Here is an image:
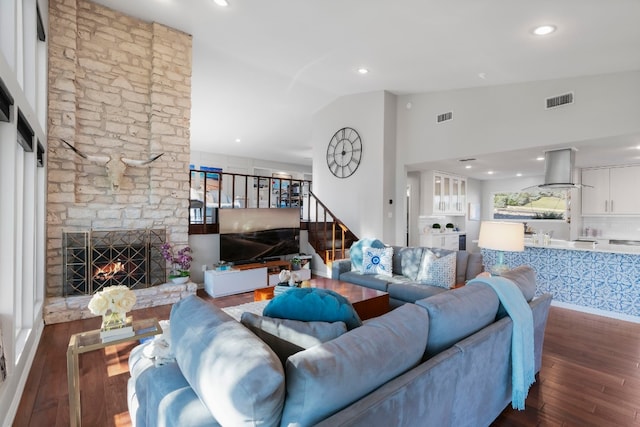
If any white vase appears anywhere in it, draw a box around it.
[101,310,127,331]
[171,276,189,284]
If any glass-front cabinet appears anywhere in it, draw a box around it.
[421,171,467,216]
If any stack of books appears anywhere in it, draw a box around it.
[100,316,134,342]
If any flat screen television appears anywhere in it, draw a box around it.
[219,208,300,264]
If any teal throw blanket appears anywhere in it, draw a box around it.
[468,276,535,410]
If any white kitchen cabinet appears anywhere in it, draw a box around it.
[419,233,460,250]
[582,166,640,215]
[609,166,640,213]
[421,171,467,216]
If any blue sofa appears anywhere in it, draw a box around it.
[332,245,484,308]
[127,266,551,427]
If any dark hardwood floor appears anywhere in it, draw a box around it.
[13,289,640,426]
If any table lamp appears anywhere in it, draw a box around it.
[477,221,524,275]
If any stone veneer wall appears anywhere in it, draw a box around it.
[45,0,193,324]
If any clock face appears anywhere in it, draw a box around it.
[326,127,362,178]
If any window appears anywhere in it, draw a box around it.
[492,190,568,220]
[0,78,12,122]
[17,109,33,152]
[36,140,44,167]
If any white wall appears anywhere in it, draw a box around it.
[406,172,421,246]
[0,0,48,424]
[312,91,392,240]
[396,71,640,168]
[464,177,482,252]
[391,71,640,245]
[382,91,397,243]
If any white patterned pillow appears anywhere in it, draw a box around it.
[362,246,393,277]
[417,250,456,288]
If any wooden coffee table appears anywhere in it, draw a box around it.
[254,277,389,320]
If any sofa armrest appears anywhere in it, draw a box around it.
[331,258,352,279]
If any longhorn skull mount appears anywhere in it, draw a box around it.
[61,139,164,191]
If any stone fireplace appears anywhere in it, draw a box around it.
[45,0,195,324]
[62,229,166,296]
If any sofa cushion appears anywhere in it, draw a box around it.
[417,250,457,288]
[240,312,347,365]
[392,246,424,280]
[349,238,385,271]
[135,363,220,427]
[280,303,430,426]
[171,295,285,427]
[416,283,500,358]
[338,271,390,291]
[500,266,536,301]
[455,250,469,284]
[466,252,484,280]
[387,281,448,303]
[129,341,155,381]
[263,287,362,330]
[495,266,537,319]
[362,246,393,276]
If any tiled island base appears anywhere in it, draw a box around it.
[482,246,640,322]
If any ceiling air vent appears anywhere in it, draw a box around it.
[545,92,574,109]
[436,111,453,123]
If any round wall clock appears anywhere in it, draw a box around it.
[326,127,363,178]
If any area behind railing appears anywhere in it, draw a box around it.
[188,170,357,264]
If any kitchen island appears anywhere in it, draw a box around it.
[481,240,640,322]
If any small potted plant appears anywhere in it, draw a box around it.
[291,256,301,271]
[161,243,193,284]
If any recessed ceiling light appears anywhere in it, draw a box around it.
[465,165,472,169]
[532,25,556,36]
[213,0,229,7]
[357,67,369,75]
[235,138,241,143]
[487,171,494,175]
[536,156,545,161]
[516,173,523,177]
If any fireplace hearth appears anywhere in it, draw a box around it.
[63,229,166,296]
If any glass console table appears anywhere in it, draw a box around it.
[66,317,162,427]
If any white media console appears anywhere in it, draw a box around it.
[204,259,311,297]
[204,267,267,297]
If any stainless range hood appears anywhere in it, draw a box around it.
[537,148,583,189]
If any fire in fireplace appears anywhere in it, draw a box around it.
[62,229,166,296]
[94,261,125,281]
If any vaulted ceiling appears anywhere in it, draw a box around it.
[95,0,640,172]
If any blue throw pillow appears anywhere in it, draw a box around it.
[362,246,393,276]
[417,250,457,288]
[349,238,385,271]
[263,288,362,330]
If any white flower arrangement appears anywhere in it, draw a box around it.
[88,285,137,316]
[278,269,300,286]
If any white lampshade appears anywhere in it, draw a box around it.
[478,221,524,252]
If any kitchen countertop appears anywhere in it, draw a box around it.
[525,238,640,255]
[422,230,466,235]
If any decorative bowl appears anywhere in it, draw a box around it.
[170,276,189,284]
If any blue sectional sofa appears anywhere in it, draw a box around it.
[332,244,484,308]
[127,266,551,427]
